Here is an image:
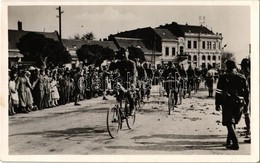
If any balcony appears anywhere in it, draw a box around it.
[177,52,189,56]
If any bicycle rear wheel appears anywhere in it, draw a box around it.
[126,110,136,129]
[107,107,121,138]
[168,92,174,115]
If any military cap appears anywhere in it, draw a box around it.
[225,60,236,70]
[241,58,250,68]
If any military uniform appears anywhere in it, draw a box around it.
[215,71,249,126]
[162,67,180,98]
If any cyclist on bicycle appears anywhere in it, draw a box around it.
[162,62,180,106]
[109,48,137,116]
[194,67,202,94]
[177,63,187,104]
[186,64,196,98]
[143,63,153,100]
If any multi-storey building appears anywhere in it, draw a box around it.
[158,22,223,69]
[109,22,223,69]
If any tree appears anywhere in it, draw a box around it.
[115,47,127,60]
[76,45,115,67]
[70,32,95,40]
[128,46,146,63]
[76,44,96,66]
[81,32,95,40]
[17,32,71,68]
[221,51,236,69]
[73,33,81,40]
[102,47,115,61]
[114,47,146,63]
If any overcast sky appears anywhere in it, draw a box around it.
[8,5,250,63]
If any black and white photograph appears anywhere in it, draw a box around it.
[1,0,259,162]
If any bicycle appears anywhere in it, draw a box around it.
[168,88,176,115]
[166,79,179,115]
[106,98,136,139]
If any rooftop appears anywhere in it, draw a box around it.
[62,39,119,51]
[113,37,161,55]
[8,29,59,49]
[153,28,177,40]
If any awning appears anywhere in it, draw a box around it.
[9,51,24,58]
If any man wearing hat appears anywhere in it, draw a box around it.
[215,60,249,150]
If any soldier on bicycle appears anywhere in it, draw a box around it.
[186,64,195,98]
[162,62,180,106]
[177,63,187,104]
[109,48,137,116]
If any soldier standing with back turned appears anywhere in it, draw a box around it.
[215,60,249,150]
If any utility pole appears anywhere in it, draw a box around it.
[56,6,64,41]
[248,43,251,59]
[198,16,205,69]
[151,31,156,68]
[153,32,156,68]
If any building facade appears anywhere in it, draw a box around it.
[158,22,223,69]
[109,22,223,69]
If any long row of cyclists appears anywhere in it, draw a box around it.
[106,51,217,118]
[106,51,217,137]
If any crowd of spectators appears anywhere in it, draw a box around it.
[8,64,119,115]
[8,62,217,116]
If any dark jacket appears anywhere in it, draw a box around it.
[215,71,249,107]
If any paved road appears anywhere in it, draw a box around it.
[9,86,250,155]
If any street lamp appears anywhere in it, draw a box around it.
[221,44,227,69]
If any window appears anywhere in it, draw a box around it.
[218,56,221,60]
[207,41,210,49]
[188,55,191,61]
[202,41,206,49]
[193,55,197,61]
[172,47,176,56]
[209,42,212,49]
[193,41,197,49]
[165,47,169,56]
[213,42,216,49]
[208,55,211,61]
[202,55,206,61]
[188,41,192,49]
[213,55,216,60]
[180,46,184,54]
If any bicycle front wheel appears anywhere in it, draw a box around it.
[126,112,136,129]
[107,107,121,138]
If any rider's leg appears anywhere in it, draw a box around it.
[174,91,178,106]
[179,88,183,104]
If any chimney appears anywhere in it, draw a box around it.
[18,21,22,30]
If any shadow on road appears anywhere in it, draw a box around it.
[132,134,225,140]
[9,107,110,126]
[106,134,227,152]
[9,126,108,140]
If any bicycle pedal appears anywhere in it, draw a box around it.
[111,119,118,123]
